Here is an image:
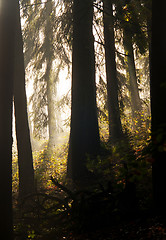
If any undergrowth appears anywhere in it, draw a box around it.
[12,121,153,239]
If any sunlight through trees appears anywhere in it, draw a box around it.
[2,1,164,239]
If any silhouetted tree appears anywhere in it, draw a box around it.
[13,0,35,199]
[0,0,16,238]
[116,1,148,127]
[103,0,123,143]
[67,0,100,180]
[151,1,166,214]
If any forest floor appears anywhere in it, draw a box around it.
[13,132,165,240]
[61,215,166,240]
[13,171,166,240]
[13,196,166,240]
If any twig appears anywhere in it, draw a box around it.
[51,176,75,199]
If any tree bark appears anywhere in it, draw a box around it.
[13,0,35,199]
[103,0,123,143]
[0,0,16,238]
[151,2,166,214]
[67,0,100,180]
[123,30,142,121]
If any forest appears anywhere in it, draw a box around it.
[0,0,166,239]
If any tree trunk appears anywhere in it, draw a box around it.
[0,0,16,238]
[103,0,123,143]
[123,30,142,122]
[47,64,61,150]
[47,68,59,150]
[13,0,35,199]
[67,0,100,180]
[46,1,58,150]
[151,2,166,214]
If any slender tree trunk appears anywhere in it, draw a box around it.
[46,1,58,150]
[147,6,152,89]
[46,65,56,149]
[47,68,60,150]
[103,0,123,143]
[123,30,142,121]
[151,2,166,214]
[67,0,100,180]
[0,0,16,238]
[13,0,35,199]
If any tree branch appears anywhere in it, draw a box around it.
[21,0,53,9]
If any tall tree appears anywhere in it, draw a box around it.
[103,0,123,143]
[67,0,100,180]
[117,1,147,125]
[0,0,16,237]
[22,0,71,142]
[13,0,35,199]
[45,1,58,149]
[123,30,142,118]
[151,1,166,214]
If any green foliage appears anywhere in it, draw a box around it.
[33,143,68,190]
[12,142,68,194]
[14,176,115,237]
[12,1,152,238]
[117,1,148,55]
[12,147,19,194]
[13,122,153,237]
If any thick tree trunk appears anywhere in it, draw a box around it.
[151,2,166,214]
[13,0,35,199]
[103,0,123,143]
[123,31,142,122]
[0,0,16,238]
[67,0,100,180]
